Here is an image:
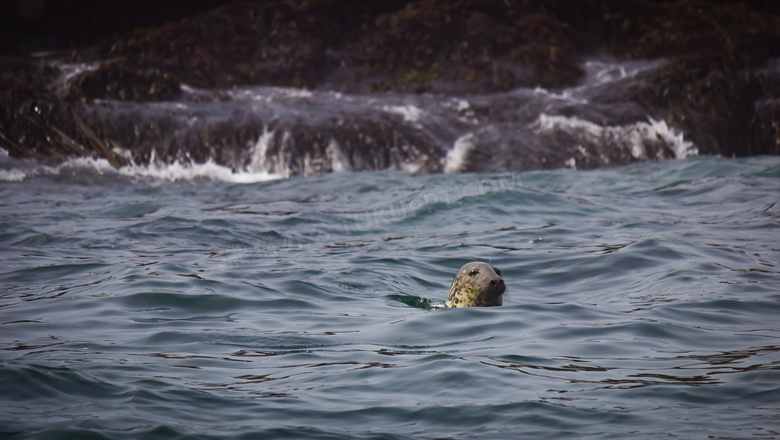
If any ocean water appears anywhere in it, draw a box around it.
[1,155,779,439]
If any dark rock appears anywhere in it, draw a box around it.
[457,126,570,173]
[74,63,181,102]
[2,0,780,170]
[58,87,447,176]
[0,0,233,56]
[337,0,582,93]
[752,101,780,156]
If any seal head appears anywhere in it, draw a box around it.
[446,262,506,307]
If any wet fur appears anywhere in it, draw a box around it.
[446,262,506,307]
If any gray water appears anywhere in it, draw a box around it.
[1,155,779,439]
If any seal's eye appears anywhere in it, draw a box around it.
[469,270,479,277]
[493,267,501,276]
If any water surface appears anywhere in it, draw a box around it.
[1,156,779,439]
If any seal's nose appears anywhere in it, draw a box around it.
[490,278,504,286]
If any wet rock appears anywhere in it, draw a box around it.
[74,63,181,102]
[71,93,445,176]
[627,55,762,157]
[459,115,684,174]
[0,0,233,56]
[752,101,780,156]
[60,0,584,97]
[2,0,780,170]
[336,0,582,94]
[256,118,443,176]
[588,0,780,157]
[455,126,569,173]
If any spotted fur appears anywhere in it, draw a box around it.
[446,262,506,307]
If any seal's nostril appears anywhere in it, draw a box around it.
[499,279,504,285]
[490,280,496,285]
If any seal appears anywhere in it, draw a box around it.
[445,262,506,307]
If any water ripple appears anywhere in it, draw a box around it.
[1,157,779,439]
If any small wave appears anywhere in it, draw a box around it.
[53,61,103,98]
[0,154,282,183]
[579,59,665,88]
[382,104,425,123]
[532,114,698,162]
[0,169,26,182]
[444,133,476,173]
[118,160,281,183]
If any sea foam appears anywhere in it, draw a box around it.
[0,151,281,184]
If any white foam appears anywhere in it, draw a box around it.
[273,88,314,99]
[0,156,282,184]
[533,114,602,136]
[382,105,425,123]
[64,156,117,172]
[247,129,274,173]
[54,62,102,97]
[0,169,26,182]
[528,60,664,105]
[228,86,314,102]
[327,139,350,172]
[444,133,476,173]
[455,99,470,112]
[531,114,697,160]
[532,87,588,105]
[1,156,112,182]
[118,159,281,183]
[580,60,663,88]
[647,118,698,159]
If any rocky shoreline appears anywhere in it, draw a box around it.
[1,0,779,172]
